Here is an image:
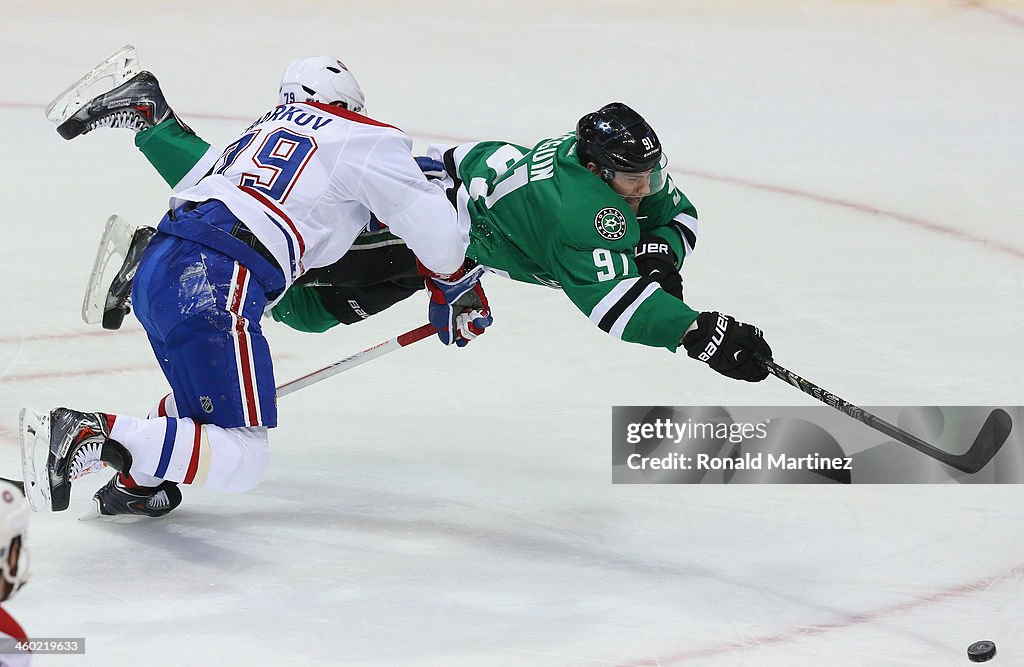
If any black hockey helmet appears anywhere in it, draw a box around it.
[576,102,662,182]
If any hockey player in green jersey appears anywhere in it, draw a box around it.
[56,56,772,383]
[425,103,771,381]
[441,109,696,353]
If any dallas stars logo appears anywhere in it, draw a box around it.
[594,207,627,241]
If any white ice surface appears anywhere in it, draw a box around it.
[1,1,1023,665]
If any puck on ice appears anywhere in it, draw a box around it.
[968,640,996,662]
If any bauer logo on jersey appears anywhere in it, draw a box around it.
[595,208,628,241]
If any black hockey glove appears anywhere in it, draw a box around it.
[635,233,683,301]
[682,311,772,382]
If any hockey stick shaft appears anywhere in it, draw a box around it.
[756,355,1011,474]
[276,324,437,398]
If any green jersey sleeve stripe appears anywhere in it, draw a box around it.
[591,276,660,338]
[673,213,699,256]
[608,281,661,339]
[590,278,640,327]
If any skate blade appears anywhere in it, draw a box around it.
[18,408,52,512]
[79,502,102,521]
[82,215,137,326]
[79,509,148,523]
[79,499,150,523]
[45,45,140,124]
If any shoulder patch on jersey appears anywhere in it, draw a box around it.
[594,207,628,241]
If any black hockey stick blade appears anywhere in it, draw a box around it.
[952,408,1013,474]
[756,355,1013,474]
[862,406,1012,474]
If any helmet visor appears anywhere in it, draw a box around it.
[608,154,668,199]
[647,153,668,193]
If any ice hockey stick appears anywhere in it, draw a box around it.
[756,355,1012,474]
[275,323,437,398]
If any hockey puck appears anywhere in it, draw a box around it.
[968,640,996,662]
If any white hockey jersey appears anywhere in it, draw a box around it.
[169,103,468,289]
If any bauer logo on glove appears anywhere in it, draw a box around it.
[634,232,684,302]
[682,311,772,382]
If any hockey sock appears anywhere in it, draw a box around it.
[109,394,183,488]
[135,118,220,191]
[108,415,269,493]
[148,393,178,419]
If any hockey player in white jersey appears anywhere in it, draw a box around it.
[20,59,493,518]
[58,48,430,335]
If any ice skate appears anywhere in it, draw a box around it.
[45,45,140,125]
[82,475,181,520]
[103,224,155,329]
[19,408,52,512]
[19,407,131,512]
[55,70,174,139]
[82,216,156,328]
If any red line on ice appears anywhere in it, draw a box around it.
[670,167,1024,261]
[2,364,146,385]
[0,327,142,346]
[617,561,1024,665]
[0,425,19,446]
[16,100,1022,262]
[961,0,1024,29]
[9,99,1024,261]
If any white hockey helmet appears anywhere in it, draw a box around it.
[279,56,366,113]
[0,480,29,602]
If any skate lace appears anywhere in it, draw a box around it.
[86,109,150,132]
[69,440,105,480]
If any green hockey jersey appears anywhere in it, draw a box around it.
[450,135,700,351]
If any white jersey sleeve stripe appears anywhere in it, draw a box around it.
[589,278,641,326]
[172,143,222,192]
[589,277,662,340]
[673,213,699,256]
[609,281,661,339]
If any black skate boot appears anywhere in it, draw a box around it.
[103,225,156,330]
[57,71,175,140]
[45,408,132,512]
[91,475,181,518]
